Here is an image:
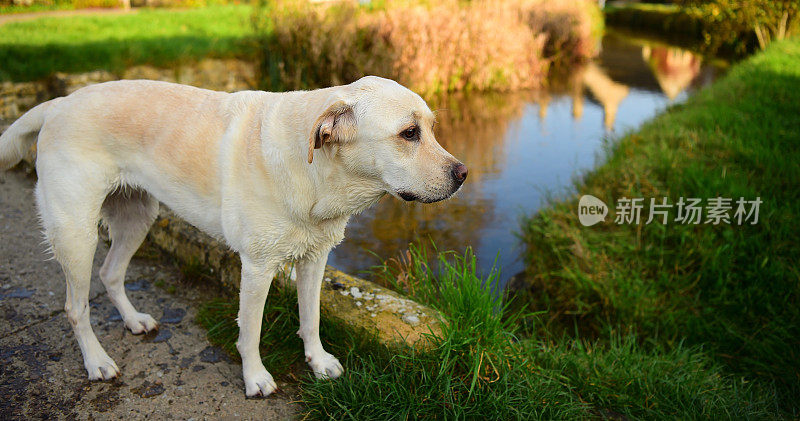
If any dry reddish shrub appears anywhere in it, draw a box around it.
[380,1,548,93]
[260,0,600,95]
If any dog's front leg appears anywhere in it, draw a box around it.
[236,255,278,397]
[296,251,344,379]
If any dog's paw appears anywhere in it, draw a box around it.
[243,368,277,397]
[307,352,343,379]
[125,312,158,334]
[85,352,120,381]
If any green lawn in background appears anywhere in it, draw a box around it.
[0,5,255,81]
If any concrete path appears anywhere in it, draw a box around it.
[0,168,300,419]
[0,8,137,25]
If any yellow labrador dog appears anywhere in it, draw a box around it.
[0,76,467,397]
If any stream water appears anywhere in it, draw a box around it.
[328,31,727,287]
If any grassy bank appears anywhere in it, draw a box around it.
[519,39,800,414]
[0,5,253,81]
[198,245,777,418]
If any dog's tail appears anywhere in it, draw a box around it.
[0,98,62,170]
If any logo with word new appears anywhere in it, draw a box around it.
[578,195,608,226]
[577,195,762,227]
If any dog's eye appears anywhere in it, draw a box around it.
[400,126,419,141]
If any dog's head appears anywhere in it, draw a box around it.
[308,76,467,203]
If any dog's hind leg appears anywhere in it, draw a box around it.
[35,161,119,380]
[99,188,159,334]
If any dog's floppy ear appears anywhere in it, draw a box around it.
[308,100,356,164]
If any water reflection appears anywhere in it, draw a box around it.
[329,32,725,286]
[642,45,702,100]
[581,63,630,130]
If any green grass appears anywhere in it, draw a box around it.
[0,4,255,81]
[196,245,776,419]
[519,39,800,415]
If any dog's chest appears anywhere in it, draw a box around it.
[245,215,348,263]
[290,218,346,257]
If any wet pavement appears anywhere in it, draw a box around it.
[0,168,300,419]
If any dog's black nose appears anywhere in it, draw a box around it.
[451,163,468,184]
